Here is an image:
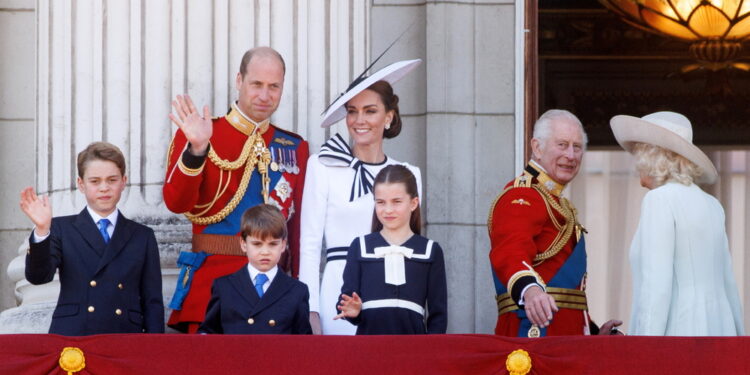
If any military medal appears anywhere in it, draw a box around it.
[291,151,299,174]
[281,149,289,172]
[283,149,292,173]
[527,325,541,338]
[277,149,286,173]
[269,147,279,172]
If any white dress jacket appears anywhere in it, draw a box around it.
[298,148,422,335]
[629,182,745,336]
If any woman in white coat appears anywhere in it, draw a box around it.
[610,111,744,336]
[299,60,422,335]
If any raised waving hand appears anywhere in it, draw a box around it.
[169,94,213,155]
[19,187,52,236]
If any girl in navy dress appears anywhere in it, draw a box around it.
[335,165,447,334]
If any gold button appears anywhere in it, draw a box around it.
[247,318,255,325]
[115,309,122,315]
[268,319,276,327]
[89,280,97,287]
[118,283,123,290]
[88,306,95,313]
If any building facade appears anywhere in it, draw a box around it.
[0,0,522,334]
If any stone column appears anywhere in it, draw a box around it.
[423,0,518,334]
[0,0,37,314]
[0,0,369,333]
[371,0,520,334]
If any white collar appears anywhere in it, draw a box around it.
[87,206,119,228]
[246,264,278,285]
[529,159,546,173]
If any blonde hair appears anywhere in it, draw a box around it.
[632,143,702,187]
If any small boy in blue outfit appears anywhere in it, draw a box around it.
[199,204,312,334]
[21,142,164,335]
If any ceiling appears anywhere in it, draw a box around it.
[539,0,750,147]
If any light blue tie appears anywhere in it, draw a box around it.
[98,219,111,244]
[255,273,268,298]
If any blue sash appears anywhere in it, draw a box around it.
[203,128,298,235]
[169,251,208,310]
[491,235,587,337]
[170,128,300,308]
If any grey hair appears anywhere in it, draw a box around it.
[532,109,588,150]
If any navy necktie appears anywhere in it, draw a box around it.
[255,273,268,298]
[98,219,111,244]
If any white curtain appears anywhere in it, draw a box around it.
[567,150,748,333]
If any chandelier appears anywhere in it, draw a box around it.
[598,0,750,71]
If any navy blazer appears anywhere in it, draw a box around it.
[341,233,448,335]
[199,266,312,334]
[25,208,164,335]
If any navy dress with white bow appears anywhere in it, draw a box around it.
[340,232,447,335]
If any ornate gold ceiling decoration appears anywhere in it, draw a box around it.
[599,0,750,71]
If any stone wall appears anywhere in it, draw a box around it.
[373,0,519,333]
[0,0,37,312]
[0,0,522,334]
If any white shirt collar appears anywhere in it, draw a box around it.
[246,264,278,287]
[87,206,119,228]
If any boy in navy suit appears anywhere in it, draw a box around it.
[199,204,312,334]
[20,142,164,335]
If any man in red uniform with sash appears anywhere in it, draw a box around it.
[164,47,308,333]
[488,110,620,337]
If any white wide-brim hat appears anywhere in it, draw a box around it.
[610,111,717,184]
[320,59,422,128]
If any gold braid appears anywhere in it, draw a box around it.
[207,135,253,170]
[486,175,581,266]
[486,186,513,236]
[184,132,268,225]
[530,185,577,265]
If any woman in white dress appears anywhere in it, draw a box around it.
[610,111,744,336]
[299,60,423,334]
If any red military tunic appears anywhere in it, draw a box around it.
[164,103,308,332]
[488,161,588,337]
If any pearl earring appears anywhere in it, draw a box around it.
[385,122,391,130]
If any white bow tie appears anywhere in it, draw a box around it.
[373,245,414,286]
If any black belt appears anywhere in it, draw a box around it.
[326,247,349,261]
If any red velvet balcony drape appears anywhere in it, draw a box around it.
[0,334,747,374]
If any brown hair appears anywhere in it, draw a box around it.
[77,142,126,178]
[239,46,286,76]
[366,80,402,139]
[371,165,421,235]
[241,204,288,240]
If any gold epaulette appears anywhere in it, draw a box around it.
[487,172,534,235]
[513,173,533,188]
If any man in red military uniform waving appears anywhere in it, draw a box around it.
[164,47,308,333]
[488,109,620,337]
